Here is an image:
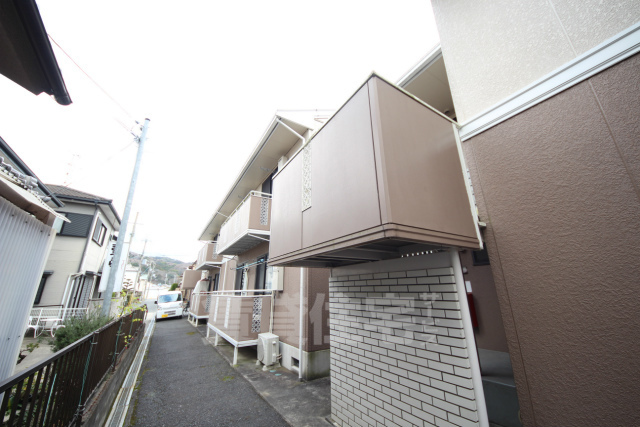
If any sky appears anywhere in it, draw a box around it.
[0,0,440,262]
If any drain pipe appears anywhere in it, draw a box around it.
[298,267,305,380]
[277,117,308,381]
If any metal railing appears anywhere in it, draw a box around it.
[0,309,146,427]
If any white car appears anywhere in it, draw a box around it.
[155,291,184,320]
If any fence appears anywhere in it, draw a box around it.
[0,309,146,427]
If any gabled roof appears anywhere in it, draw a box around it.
[47,184,121,228]
[198,110,332,241]
[47,184,111,202]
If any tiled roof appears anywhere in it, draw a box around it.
[46,184,112,202]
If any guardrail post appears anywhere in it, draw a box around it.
[112,317,124,372]
[74,332,98,426]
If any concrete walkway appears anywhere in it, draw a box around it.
[124,317,290,427]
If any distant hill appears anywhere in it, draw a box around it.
[128,252,192,284]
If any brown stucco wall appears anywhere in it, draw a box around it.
[237,242,330,352]
[304,267,330,352]
[219,258,237,291]
[273,265,301,348]
[462,54,640,427]
[458,250,509,353]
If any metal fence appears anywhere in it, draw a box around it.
[0,309,146,427]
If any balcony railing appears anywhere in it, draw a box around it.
[269,74,482,267]
[206,290,273,365]
[27,307,89,337]
[194,242,223,270]
[217,191,272,255]
[187,291,213,321]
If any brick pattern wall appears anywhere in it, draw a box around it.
[329,267,480,427]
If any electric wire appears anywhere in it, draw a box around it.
[48,35,139,133]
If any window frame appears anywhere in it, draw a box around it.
[92,219,107,246]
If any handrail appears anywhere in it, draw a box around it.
[219,191,272,229]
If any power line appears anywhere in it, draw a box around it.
[48,35,138,126]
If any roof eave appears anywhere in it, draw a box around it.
[198,115,312,241]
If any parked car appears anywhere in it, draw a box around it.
[155,291,184,320]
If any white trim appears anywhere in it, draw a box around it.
[206,323,258,347]
[397,45,442,88]
[459,21,640,141]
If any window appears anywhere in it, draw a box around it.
[213,273,220,291]
[261,172,274,194]
[255,255,267,291]
[59,213,93,237]
[158,293,182,303]
[92,218,107,246]
[234,264,245,291]
[472,247,490,266]
[34,271,53,304]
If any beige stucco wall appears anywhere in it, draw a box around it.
[430,0,640,122]
[39,237,85,306]
[38,202,119,307]
[461,54,640,427]
[82,206,116,273]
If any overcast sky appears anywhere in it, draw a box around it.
[0,0,439,262]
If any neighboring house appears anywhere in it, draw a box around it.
[0,0,71,382]
[197,110,334,380]
[36,185,121,311]
[268,3,640,427]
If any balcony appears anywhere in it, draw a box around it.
[217,191,272,255]
[187,291,213,322]
[180,270,201,290]
[194,242,223,270]
[269,74,482,267]
[206,290,273,365]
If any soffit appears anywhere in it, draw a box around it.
[402,56,456,117]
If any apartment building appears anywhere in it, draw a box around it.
[198,111,334,380]
[37,185,121,311]
[269,2,640,427]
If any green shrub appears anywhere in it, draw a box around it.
[51,313,112,352]
[169,283,179,291]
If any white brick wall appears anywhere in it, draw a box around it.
[329,264,480,427]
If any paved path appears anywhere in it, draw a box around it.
[125,317,289,427]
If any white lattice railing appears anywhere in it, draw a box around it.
[27,306,89,337]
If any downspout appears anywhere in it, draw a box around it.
[299,267,305,380]
[277,117,308,381]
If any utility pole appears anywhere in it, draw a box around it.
[101,119,150,317]
[137,238,147,297]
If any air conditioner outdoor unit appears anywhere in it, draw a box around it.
[257,332,279,369]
